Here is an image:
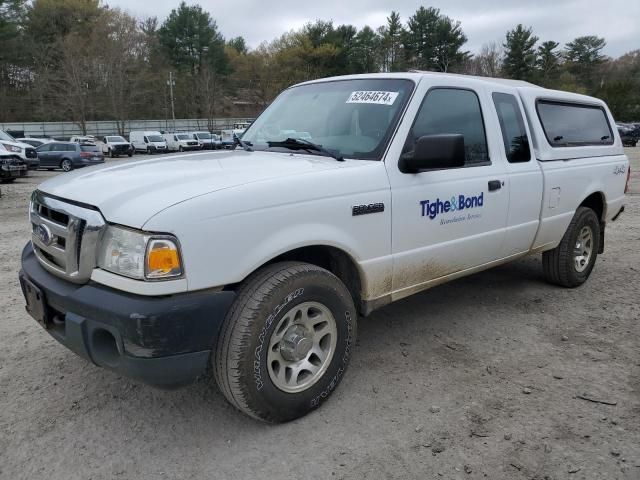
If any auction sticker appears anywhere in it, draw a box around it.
[346,91,399,105]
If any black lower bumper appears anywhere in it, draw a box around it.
[19,243,235,389]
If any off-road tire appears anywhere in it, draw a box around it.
[214,261,357,423]
[542,206,600,287]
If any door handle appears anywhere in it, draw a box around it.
[488,180,502,191]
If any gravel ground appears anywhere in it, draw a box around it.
[0,150,639,480]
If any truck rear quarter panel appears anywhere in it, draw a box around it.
[517,87,629,250]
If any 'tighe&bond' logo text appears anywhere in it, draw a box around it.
[420,193,484,220]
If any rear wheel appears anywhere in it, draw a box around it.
[60,159,73,172]
[214,262,357,422]
[542,207,600,287]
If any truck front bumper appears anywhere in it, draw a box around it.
[19,243,235,389]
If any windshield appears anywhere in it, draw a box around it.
[196,133,212,140]
[148,135,164,142]
[176,134,190,140]
[106,136,126,142]
[0,131,16,142]
[242,79,414,160]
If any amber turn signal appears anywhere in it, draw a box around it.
[146,239,182,278]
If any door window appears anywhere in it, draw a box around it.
[492,93,531,163]
[403,88,489,167]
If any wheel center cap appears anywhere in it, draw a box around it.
[280,325,313,362]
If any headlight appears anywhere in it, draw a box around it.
[97,225,183,280]
[1,143,21,153]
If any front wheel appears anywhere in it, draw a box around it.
[542,207,600,287]
[214,262,357,422]
[60,159,73,172]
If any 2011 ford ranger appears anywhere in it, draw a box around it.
[19,72,630,422]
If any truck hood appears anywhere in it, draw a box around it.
[37,151,350,228]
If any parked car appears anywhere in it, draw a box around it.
[0,130,39,169]
[0,153,27,183]
[19,73,629,423]
[36,142,104,171]
[617,124,638,147]
[187,131,221,149]
[16,138,54,149]
[163,132,201,152]
[129,131,168,154]
[100,135,134,157]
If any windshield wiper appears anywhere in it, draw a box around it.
[233,133,253,152]
[267,137,344,162]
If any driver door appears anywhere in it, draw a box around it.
[386,84,509,299]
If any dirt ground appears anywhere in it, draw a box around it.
[0,150,638,480]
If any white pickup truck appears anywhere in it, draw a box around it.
[19,73,629,422]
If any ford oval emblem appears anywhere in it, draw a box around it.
[37,224,53,246]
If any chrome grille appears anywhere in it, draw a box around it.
[30,191,105,283]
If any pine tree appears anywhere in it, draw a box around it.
[502,24,538,81]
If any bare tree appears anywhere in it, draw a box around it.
[196,63,222,130]
[55,33,96,133]
[476,42,504,77]
[93,9,145,134]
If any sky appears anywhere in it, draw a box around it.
[108,0,640,58]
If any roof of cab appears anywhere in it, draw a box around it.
[295,71,539,89]
[296,71,604,105]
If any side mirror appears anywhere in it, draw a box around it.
[399,134,466,173]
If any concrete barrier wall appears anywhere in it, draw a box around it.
[0,118,254,138]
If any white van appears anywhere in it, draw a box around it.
[163,133,201,152]
[129,131,168,154]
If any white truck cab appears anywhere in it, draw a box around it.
[19,73,629,423]
[163,132,201,152]
[221,128,246,148]
[70,135,97,143]
[101,135,133,158]
[187,131,220,150]
[129,130,168,154]
[0,130,39,169]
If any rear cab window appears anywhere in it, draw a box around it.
[536,100,614,147]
